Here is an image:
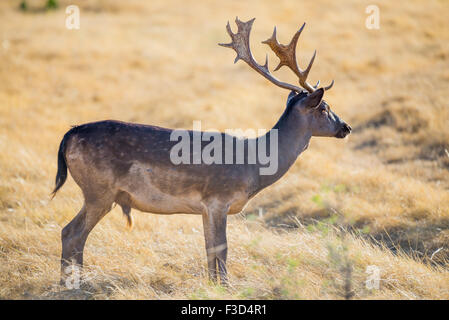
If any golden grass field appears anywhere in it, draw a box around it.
[0,0,448,299]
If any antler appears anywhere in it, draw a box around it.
[219,18,303,93]
[219,17,334,93]
[262,23,333,92]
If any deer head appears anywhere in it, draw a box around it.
[219,17,351,139]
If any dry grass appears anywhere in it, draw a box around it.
[0,0,448,299]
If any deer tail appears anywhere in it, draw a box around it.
[51,130,71,199]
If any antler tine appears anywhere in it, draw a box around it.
[219,17,303,93]
[262,22,334,93]
[324,79,334,90]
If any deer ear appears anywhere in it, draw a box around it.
[286,90,308,109]
[303,88,324,108]
[286,90,299,108]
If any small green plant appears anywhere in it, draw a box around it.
[245,213,258,221]
[311,194,324,207]
[45,0,58,10]
[19,0,59,11]
[189,287,209,299]
[326,239,355,299]
[19,1,27,11]
[238,287,255,298]
[360,225,371,234]
[213,284,227,295]
[287,258,299,272]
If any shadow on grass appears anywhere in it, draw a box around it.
[39,274,176,300]
[252,207,449,267]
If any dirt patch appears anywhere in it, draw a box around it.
[419,143,449,169]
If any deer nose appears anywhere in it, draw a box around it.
[342,123,352,133]
[336,123,351,139]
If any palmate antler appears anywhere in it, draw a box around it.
[219,17,334,93]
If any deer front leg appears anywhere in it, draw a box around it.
[202,203,229,286]
[215,213,228,285]
[202,211,217,283]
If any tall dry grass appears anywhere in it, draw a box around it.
[0,0,448,299]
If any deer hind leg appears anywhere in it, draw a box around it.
[60,195,114,286]
[202,203,229,286]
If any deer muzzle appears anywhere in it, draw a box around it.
[336,123,352,139]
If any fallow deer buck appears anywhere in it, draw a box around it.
[52,18,351,286]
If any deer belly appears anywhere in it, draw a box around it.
[117,162,205,214]
[127,186,204,214]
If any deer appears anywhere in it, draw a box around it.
[52,17,351,287]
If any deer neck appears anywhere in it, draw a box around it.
[254,106,311,192]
